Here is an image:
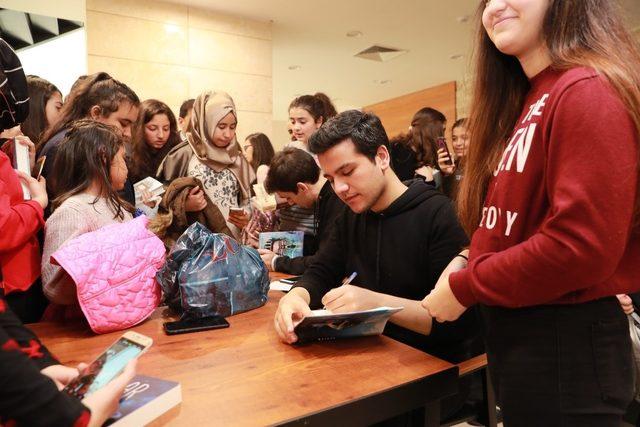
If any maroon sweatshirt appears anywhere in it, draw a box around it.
[450,66,640,308]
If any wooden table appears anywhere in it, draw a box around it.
[30,279,458,426]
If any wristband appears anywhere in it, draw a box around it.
[456,253,468,261]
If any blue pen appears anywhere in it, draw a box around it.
[341,272,357,287]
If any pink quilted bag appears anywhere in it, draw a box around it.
[51,215,166,334]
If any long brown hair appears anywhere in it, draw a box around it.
[457,0,640,235]
[51,119,134,219]
[22,75,61,145]
[390,107,446,168]
[38,72,140,153]
[245,132,275,171]
[129,99,180,182]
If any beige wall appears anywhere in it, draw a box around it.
[85,0,273,143]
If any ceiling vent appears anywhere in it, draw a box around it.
[0,8,84,51]
[354,45,408,62]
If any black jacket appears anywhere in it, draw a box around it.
[295,179,479,362]
[274,181,348,274]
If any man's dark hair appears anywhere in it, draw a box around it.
[308,110,389,162]
[179,98,195,118]
[264,148,320,194]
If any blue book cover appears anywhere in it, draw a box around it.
[104,375,181,426]
[259,231,304,258]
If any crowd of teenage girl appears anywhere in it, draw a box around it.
[3,70,472,324]
[2,0,640,425]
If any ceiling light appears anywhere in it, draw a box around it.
[449,54,464,60]
[346,30,363,38]
[373,79,392,85]
[456,15,470,23]
[288,65,301,70]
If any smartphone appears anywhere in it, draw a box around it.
[63,331,152,399]
[436,137,453,166]
[280,275,303,284]
[229,207,245,215]
[34,155,46,180]
[164,315,230,335]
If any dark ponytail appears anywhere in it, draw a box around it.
[289,92,337,124]
[39,72,140,152]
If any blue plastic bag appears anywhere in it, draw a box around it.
[157,222,269,318]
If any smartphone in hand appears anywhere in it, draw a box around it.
[63,331,152,399]
[436,137,453,166]
[34,155,46,180]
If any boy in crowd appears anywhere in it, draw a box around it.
[274,110,478,365]
[259,147,347,274]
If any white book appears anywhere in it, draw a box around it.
[12,140,30,200]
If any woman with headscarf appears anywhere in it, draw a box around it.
[157,91,255,239]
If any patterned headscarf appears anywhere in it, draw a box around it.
[186,91,254,204]
[0,39,28,131]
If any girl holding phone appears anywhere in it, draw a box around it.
[422,0,640,425]
[157,91,255,239]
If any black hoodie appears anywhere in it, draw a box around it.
[295,179,479,362]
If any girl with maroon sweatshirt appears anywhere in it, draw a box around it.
[422,1,640,425]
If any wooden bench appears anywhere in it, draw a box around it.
[441,353,498,427]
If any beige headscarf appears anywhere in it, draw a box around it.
[186,91,255,204]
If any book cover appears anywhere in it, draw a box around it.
[294,307,403,344]
[12,139,31,200]
[104,375,181,426]
[259,231,304,258]
[134,177,165,202]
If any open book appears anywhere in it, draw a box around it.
[294,306,403,344]
[105,375,181,426]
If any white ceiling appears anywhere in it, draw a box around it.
[169,0,640,121]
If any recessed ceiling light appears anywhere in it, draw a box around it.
[346,30,363,38]
[288,65,301,70]
[373,79,392,85]
[449,54,464,60]
[456,15,470,23]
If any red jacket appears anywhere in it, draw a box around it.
[0,150,44,294]
[451,67,640,308]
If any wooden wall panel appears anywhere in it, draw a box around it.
[364,81,457,139]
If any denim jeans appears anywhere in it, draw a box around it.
[481,297,634,427]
